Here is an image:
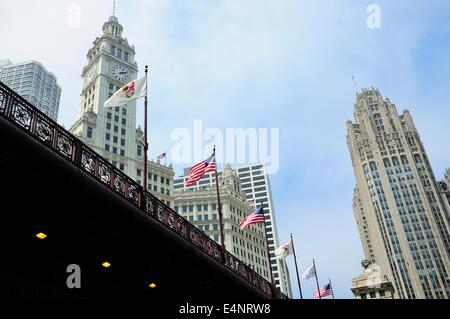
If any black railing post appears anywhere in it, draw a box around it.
[74,140,83,167]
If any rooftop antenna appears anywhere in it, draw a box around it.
[352,73,359,95]
[113,0,116,17]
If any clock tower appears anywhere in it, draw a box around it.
[70,13,140,177]
[70,10,176,209]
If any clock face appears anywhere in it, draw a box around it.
[87,66,96,81]
[111,64,128,82]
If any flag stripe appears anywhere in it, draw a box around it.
[239,206,265,229]
[185,155,216,186]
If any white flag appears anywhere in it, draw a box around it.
[301,264,316,280]
[275,240,293,260]
[104,76,146,108]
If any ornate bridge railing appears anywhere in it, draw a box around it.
[0,81,288,299]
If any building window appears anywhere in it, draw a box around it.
[213,224,218,231]
[137,169,141,176]
[153,185,157,192]
[121,118,126,125]
[119,163,124,171]
[121,128,126,135]
[106,123,111,130]
[124,52,129,61]
[105,133,110,140]
[214,235,219,242]
[153,175,157,182]
[204,215,209,221]
[112,147,117,154]
[117,48,122,58]
[120,139,125,146]
[114,115,119,122]
[189,205,194,212]
[113,136,118,143]
[122,108,127,115]
[107,112,112,119]
[114,126,119,133]
[369,291,376,298]
[198,215,203,221]
[115,106,120,112]
[197,205,202,211]
[105,144,110,151]
[87,127,93,138]
[182,206,187,213]
[137,145,142,156]
[379,290,385,297]
[120,150,125,156]
[360,293,367,299]
[189,216,194,222]
[111,45,116,55]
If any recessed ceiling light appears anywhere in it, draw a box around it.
[35,232,47,240]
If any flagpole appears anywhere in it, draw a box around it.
[213,146,225,259]
[313,259,321,300]
[290,233,303,299]
[263,212,275,285]
[329,278,335,299]
[143,65,149,193]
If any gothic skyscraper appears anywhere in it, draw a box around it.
[347,88,450,299]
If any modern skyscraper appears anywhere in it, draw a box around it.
[347,87,450,299]
[174,165,270,280]
[69,13,174,206]
[173,163,292,297]
[0,59,61,121]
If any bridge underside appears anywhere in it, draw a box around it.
[0,115,268,300]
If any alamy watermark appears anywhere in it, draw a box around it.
[367,4,381,29]
[170,120,280,174]
[66,4,81,29]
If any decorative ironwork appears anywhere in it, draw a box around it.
[113,173,125,195]
[11,100,32,129]
[0,88,7,114]
[128,183,140,205]
[35,116,54,145]
[81,147,96,174]
[0,81,287,299]
[98,161,111,185]
[56,131,75,160]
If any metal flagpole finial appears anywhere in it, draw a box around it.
[113,0,116,17]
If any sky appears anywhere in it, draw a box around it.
[1,0,450,299]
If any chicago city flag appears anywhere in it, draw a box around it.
[104,75,146,108]
[301,264,316,280]
[275,239,293,260]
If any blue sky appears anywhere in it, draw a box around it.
[1,0,450,298]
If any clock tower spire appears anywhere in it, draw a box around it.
[70,11,139,178]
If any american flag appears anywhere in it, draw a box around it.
[157,152,166,160]
[313,283,333,298]
[240,206,265,230]
[185,154,216,186]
